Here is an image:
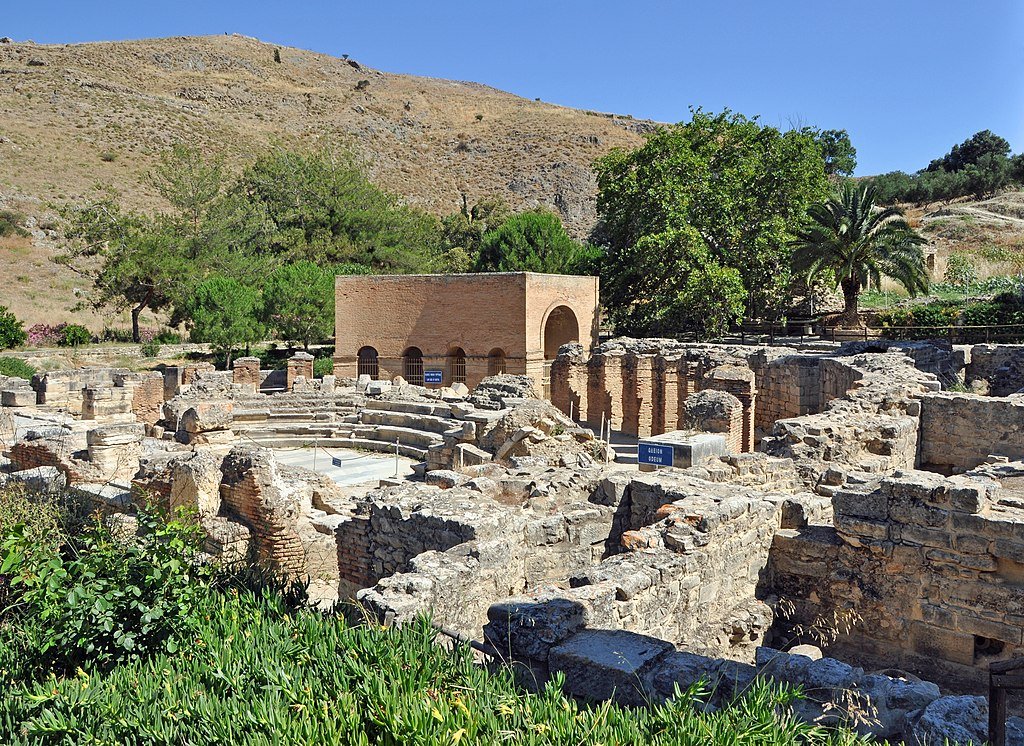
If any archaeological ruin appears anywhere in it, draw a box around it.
[4,324,1024,741]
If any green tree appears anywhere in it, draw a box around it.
[260,261,334,349]
[475,209,590,274]
[0,306,27,349]
[186,276,263,366]
[928,130,1012,173]
[811,128,857,177]
[792,183,929,323]
[59,147,270,341]
[594,109,829,328]
[943,251,978,291]
[235,146,442,271]
[439,195,510,271]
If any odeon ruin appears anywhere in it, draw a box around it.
[3,272,1024,741]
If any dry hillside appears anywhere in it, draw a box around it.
[0,34,652,326]
[910,191,1024,281]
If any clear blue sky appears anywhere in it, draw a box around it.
[6,1,1022,175]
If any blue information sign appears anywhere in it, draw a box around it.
[637,441,674,467]
[424,369,444,384]
[331,457,343,467]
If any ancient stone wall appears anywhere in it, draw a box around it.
[768,468,1024,690]
[919,392,1024,472]
[755,356,821,431]
[965,344,1024,396]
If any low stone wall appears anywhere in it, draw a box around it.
[920,392,1024,472]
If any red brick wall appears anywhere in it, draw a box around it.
[334,272,599,390]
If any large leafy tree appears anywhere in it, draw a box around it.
[235,147,442,271]
[475,209,592,274]
[792,183,928,323]
[594,109,829,332]
[260,261,334,350]
[59,147,271,341]
[187,276,264,366]
[438,195,510,272]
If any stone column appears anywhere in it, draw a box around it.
[233,356,262,393]
[286,352,315,391]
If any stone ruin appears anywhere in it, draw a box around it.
[3,341,1024,742]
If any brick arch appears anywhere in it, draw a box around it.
[542,304,580,361]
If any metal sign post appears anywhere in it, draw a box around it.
[394,437,400,477]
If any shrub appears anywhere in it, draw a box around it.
[313,356,334,378]
[140,341,160,358]
[57,323,92,347]
[153,330,182,345]
[99,150,117,162]
[26,323,62,347]
[1,507,212,673]
[0,358,35,380]
[100,327,135,343]
[0,306,26,349]
[0,209,29,238]
[0,603,870,744]
[943,251,977,290]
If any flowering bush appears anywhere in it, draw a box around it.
[26,323,94,348]
[27,324,63,347]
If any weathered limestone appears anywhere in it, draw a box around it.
[919,391,1024,471]
[86,423,144,482]
[769,466,1024,691]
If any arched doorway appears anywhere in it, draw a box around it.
[448,347,467,385]
[487,348,506,376]
[543,305,580,361]
[357,346,379,379]
[403,347,424,385]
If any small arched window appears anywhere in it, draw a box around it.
[449,347,467,385]
[357,346,379,380]
[403,347,424,386]
[487,348,506,376]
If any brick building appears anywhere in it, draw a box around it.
[333,273,599,391]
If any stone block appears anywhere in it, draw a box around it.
[638,431,727,472]
[180,401,234,433]
[1,389,35,407]
[548,629,674,706]
[8,466,66,493]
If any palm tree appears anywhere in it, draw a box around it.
[792,182,928,324]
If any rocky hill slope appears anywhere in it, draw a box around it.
[0,34,656,326]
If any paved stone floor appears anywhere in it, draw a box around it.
[270,444,417,486]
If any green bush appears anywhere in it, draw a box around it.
[153,330,182,345]
[1,507,212,673]
[140,341,161,358]
[313,356,334,378]
[57,324,92,347]
[0,357,35,380]
[0,306,26,349]
[943,251,977,290]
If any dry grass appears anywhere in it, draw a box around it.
[0,34,651,327]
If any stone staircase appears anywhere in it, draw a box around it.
[230,393,468,462]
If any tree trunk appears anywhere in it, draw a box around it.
[840,277,861,326]
[131,290,153,343]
